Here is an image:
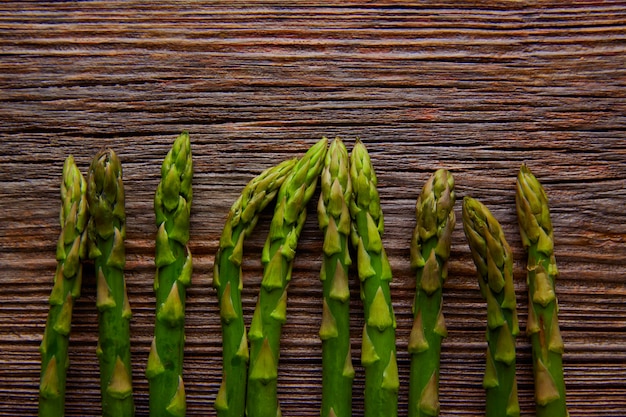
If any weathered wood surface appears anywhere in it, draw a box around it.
[1,2,625,416]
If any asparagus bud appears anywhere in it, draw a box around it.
[39,156,89,417]
[87,149,134,417]
[148,132,193,417]
[318,138,354,417]
[246,138,327,417]
[348,139,398,417]
[516,164,568,417]
[408,169,456,417]
[463,197,520,417]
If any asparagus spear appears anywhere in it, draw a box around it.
[246,137,327,417]
[39,156,89,417]
[462,197,520,417]
[213,157,297,417]
[317,137,354,417]
[408,169,456,417]
[348,139,398,417]
[516,164,568,417]
[87,149,135,417]
[147,132,193,417]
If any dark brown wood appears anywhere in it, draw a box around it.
[1,2,625,416]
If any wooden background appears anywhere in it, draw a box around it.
[1,2,625,416]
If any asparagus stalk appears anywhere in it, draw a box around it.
[462,197,520,417]
[515,164,568,417]
[39,156,89,417]
[147,132,193,417]
[213,157,297,417]
[408,169,456,417]
[87,149,135,417]
[246,137,327,417]
[317,137,354,417]
[348,139,398,417]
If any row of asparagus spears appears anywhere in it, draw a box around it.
[39,132,193,417]
[40,134,567,417]
[213,137,568,417]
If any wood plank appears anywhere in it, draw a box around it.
[0,2,624,416]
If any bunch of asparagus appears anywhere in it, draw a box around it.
[213,158,296,417]
[214,137,399,417]
[39,135,191,417]
[39,137,570,417]
[213,138,330,417]
[458,165,568,417]
[39,149,137,417]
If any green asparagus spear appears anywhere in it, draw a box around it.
[87,149,135,417]
[246,137,327,417]
[39,156,89,417]
[348,139,398,417]
[515,164,568,417]
[408,169,456,417]
[317,138,354,417]
[462,197,520,417]
[147,132,193,417]
[213,157,297,417]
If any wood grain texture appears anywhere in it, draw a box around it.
[0,2,625,416]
